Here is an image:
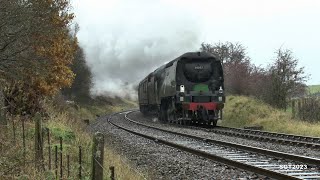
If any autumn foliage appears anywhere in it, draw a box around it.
[1,0,77,115]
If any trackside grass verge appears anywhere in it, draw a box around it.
[0,97,145,179]
[308,85,320,95]
[219,96,320,137]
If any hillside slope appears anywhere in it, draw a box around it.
[220,96,320,137]
[308,85,320,95]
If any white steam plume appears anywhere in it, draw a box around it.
[73,0,202,99]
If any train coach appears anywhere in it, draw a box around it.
[138,52,225,126]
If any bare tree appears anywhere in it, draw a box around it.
[0,0,75,81]
[266,48,308,109]
[0,0,33,80]
[201,42,252,95]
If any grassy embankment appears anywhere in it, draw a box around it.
[72,95,137,122]
[48,97,143,179]
[219,96,320,137]
[0,97,145,179]
[308,85,320,95]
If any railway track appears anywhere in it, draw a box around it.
[208,126,320,149]
[154,112,320,149]
[108,111,320,180]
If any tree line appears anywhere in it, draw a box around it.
[200,42,308,110]
[0,0,313,121]
[0,0,92,119]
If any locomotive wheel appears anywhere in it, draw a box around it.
[201,109,209,123]
[160,104,168,122]
[212,119,217,127]
[167,102,177,123]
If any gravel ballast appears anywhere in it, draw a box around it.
[128,111,320,159]
[89,112,263,180]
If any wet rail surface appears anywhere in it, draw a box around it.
[208,126,320,149]
[108,110,320,180]
[144,112,320,149]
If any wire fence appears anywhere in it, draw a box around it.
[0,114,144,180]
[291,97,320,122]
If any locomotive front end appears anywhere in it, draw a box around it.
[175,53,225,126]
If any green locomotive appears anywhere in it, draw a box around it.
[138,52,225,126]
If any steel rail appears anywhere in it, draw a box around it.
[108,115,294,179]
[108,112,320,180]
[217,126,320,142]
[207,127,320,149]
[125,111,320,166]
[214,125,320,143]
[140,109,320,148]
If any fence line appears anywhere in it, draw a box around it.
[93,157,109,174]
[291,97,320,122]
[1,115,147,180]
[118,153,148,180]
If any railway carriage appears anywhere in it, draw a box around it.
[138,52,225,126]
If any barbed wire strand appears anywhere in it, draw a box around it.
[93,157,110,175]
[118,155,147,180]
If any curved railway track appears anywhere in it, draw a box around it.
[108,111,320,180]
[208,126,320,149]
[152,112,320,149]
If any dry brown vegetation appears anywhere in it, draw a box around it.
[201,42,308,110]
[0,97,143,179]
[220,96,320,137]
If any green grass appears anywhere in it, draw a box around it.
[308,85,320,94]
[219,96,320,137]
[0,97,143,180]
[66,97,137,122]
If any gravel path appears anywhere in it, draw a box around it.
[89,112,265,180]
[128,111,320,159]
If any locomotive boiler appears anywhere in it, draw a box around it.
[138,52,225,126]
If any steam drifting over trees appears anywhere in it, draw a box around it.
[62,47,93,103]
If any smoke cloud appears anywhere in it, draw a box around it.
[73,0,202,99]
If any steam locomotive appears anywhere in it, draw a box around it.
[138,52,225,126]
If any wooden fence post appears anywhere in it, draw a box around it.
[0,107,7,125]
[60,137,63,179]
[302,98,305,120]
[34,112,43,170]
[55,146,58,178]
[79,146,82,180]
[110,166,115,180]
[47,128,51,170]
[0,91,7,126]
[91,132,105,180]
[12,117,16,144]
[297,99,301,119]
[22,117,26,166]
[291,100,295,118]
[67,155,70,178]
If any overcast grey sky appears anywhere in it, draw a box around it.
[72,0,320,97]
